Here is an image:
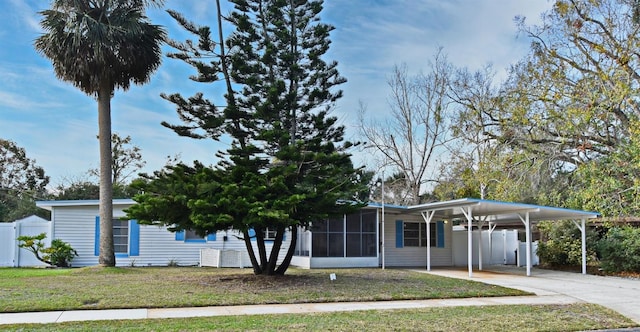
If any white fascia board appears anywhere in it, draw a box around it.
[36,199,136,211]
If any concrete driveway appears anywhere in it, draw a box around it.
[423,266,640,324]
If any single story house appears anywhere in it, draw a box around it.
[35,198,599,276]
[35,199,278,267]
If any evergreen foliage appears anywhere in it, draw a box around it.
[128,0,367,275]
[536,220,598,266]
[597,226,640,273]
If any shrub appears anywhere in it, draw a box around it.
[597,226,640,273]
[537,220,598,266]
[46,239,79,267]
[17,233,78,267]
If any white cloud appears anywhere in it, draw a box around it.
[326,0,553,136]
[8,0,42,32]
[0,90,67,110]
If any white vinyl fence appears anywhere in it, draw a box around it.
[0,215,51,267]
[452,229,538,267]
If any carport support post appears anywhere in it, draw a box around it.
[477,217,488,271]
[460,206,474,278]
[525,212,531,277]
[421,211,435,271]
[571,218,587,275]
[381,203,385,270]
[581,218,586,274]
[517,212,532,276]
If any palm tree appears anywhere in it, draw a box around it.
[34,0,166,266]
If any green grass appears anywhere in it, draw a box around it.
[2,303,636,331]
[0,267,527,312]
[0,267,636,331]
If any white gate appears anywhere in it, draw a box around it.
[0,223,15,267]
[0,216,51,267]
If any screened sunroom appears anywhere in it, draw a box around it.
[291,208,380,268]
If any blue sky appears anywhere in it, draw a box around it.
[0,0,552,188]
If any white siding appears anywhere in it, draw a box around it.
[53,205,106,266]
[134,224,204,266]
[50,202,291,267]
[381,213,453,267]
[132,227,291,267]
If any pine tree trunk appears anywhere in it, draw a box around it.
[275,226,297,275]
[243,229,262,274]
[98,82,115,267]
[264,225,285,275]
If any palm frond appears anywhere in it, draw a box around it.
[34,0,166,95]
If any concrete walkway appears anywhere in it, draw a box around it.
[1,266,638,326]
[0,294,577,325]
[422,266,640,325]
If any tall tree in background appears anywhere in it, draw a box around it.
[89,133,146,188]
[358,51,453,205]
[55,133,146,200]
[491,0,640,167]
[128,0,366,275]
[441,64,564,204]
[450,0,640,215]
[445,64,502,200]
[0,139,50,222]
[34,0,166,266]
[567,124,640,217]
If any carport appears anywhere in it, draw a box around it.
[409,198,599,277]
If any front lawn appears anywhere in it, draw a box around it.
[0,267,527,312]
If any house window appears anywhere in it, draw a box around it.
[403,222,437,247]
[175,229,216,242]
[95,218,139,257]
[264,228,277,241]
[185,230,202,241]
[113,219,129,253]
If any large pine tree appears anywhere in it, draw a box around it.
[127,0,367,275]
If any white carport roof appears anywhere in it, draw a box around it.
[396,198,599,277]
[406,198,599,223]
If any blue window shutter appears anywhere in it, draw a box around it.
[175,230,185,241]
[248,228,256,241]
[207,232,217,241]
[94,216,100,256]
[436,221,445,248]
[395,220,403,248]
[130,220,140,256]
